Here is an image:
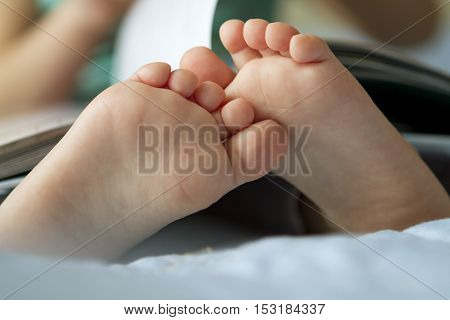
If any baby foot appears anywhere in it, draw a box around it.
[131,62,255,137]
[0,63,287,259]
[181,20,450,232]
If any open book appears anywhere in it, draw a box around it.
[0,106,80,182]
[329,42,450,134]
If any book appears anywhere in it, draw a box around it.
[0,106,80,186]
[329,42,450,135]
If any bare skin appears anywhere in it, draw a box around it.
[0,0,134,116]
[0,63,287,260]
[180,19,450,232]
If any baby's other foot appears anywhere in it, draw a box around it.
[0,62,287,259]
[181,20,450,232]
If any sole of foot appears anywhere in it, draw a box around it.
[180,19,450,232]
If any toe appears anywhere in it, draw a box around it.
[266,22,299,56]
[220,20,261,70]
[220,20,250,53]
[193,81,225,112]
[290,34,332,63]
[180,46,235,88]
[221,98,255,134]
[225,119,288,185]
[131,62,171,87]
[244,19,278,57]
[168,69,198,98]
[243,19,269,50]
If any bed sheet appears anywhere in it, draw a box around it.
[1,218,450,299]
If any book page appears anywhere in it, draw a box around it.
[0,105,81,180]
[0,105,80,148]
[114,0,219,81]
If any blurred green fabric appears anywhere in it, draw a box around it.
[212,0,276,65]
[36,0,275,102]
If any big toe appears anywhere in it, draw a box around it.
[226,119,288,185]
[221,98,255,134]
[180,46,235,88]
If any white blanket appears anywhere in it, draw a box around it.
[1,218,449,299]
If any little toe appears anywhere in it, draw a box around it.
[266,22,299,57]
[221,98,255,134]
[167,69,199,98]
[290,34,332,63]
[220,19,261,70]
[131,62,171,87]
[193,81,225,112]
